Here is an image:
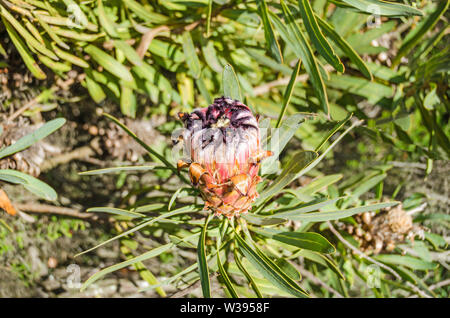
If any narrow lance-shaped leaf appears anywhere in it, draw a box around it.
[251,227,336,254]
[271,201,399,222]
[0,41,6,57]
[121,244,166,297]
[0,169,57,200]
[86,207,146,218]
[38,54,71,73]
[120,84,137,118]
[182,31,201,79]
[373,254,438,271]
[272,197,344,216]
[75,205,198,257]
[273,2,330,116]
[257,0,283,64]
[206,0,213,37]
[261,113,307,175]
[341,0,423,17]
[1,17,46,80]
[98,0,119,37]
[222,64,242,101]
[235,232,309,298]
[297,118,362,179]
[217,251,239,298]
[102,113,187,182]
[114,40,143,66]
[34,13,70,50]
[0,4,59,60]
[315,15,372,80]
[297,0,344,72]
[276,59,301,128]
[81,243,174,291]
[198,214,213,298]
[0,118,66,160]
[84,45,134,82]
[122,0,168,23]
[84,71,106,104]
[52,43,89,68]
[392,0,449,67]
[79,165,157,175]
[234,249,263,297]
[257,151,318,205]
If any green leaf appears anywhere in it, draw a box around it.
[297,0,344,72]
[235,232,308,298]
[257,0,283,64]
[79,165,157,175]
[222,64,242,101]
[86,207,146,218]
[243,213,287,226]
[392,0,449,67]
[423,232,447,249]
[273,201,398,222]
[261,113,307,175]
[198,214,213,298]
[0,4,59,60]
[2,18,46,80]
[0,118,66,160]
[416,96,450,157]
[217,251,239,298]
[84,71,106,103]
[341,0,423,17]
[37,54,71,73]
[257,151,318,205]
[52,43,89,68]
[98,0,119,37]
[182,31,202,79]
[33,13,69,50]
[75,205,198,257]
[234,249,263,297]
[315,15,372,80]
[81,243,173,291]
[139,262,200,292]
[296,250,345,279]
[373,254,438,271]
[84,45,134,82]
[120,84,137,118]
[315,113,352,152]
[298,118,362,178]
[272,197,344,216]
[251,228,335,254]
[244,47,292,75]
[276,59,301,128]
[274,258,301,281]
[0,41,6,57]
[206,0,213,37]
[0,169,57,200]
[114,40,143,66]
[296,175,344,196]
[325,74,393,105]
[102,113,185,181]
[168,187,190,210]
[273,1,329,115]
[348,174,386,198]
[123,0,168,23]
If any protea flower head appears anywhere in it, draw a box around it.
[176,97,272,218]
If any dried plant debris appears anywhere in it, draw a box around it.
[339,203,426,255]
[0,116,60,177]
